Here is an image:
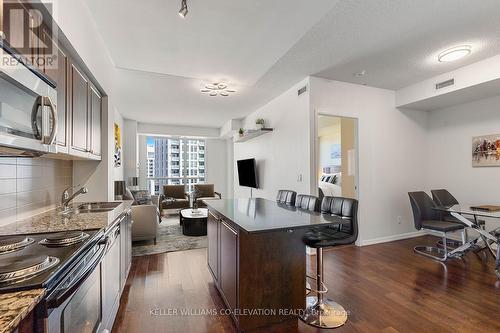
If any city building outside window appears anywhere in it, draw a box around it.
[146,137,206,194]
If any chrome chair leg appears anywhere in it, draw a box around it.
[414,231,450,262]
[300,248,348,328]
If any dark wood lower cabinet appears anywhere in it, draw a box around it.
[207,211,219,281]
[219,219,238,311]
[206,209,306,332]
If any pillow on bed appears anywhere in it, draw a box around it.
[328,175,337,184]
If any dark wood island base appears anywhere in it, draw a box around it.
[205,198,344,332]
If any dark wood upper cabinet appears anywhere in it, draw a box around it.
[2,0,30,56]
[89,84,101,157]
[41,27,68,151]
[2,0,103,161]
[69,63,89,154]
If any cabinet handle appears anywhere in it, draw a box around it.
[221,220,237,235]
[208,211,218,220]
[45,96,57,145]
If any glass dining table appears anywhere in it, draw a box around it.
[434,204,500,278]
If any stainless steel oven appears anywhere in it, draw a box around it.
[0,45,57,156]
[41,235,108,333]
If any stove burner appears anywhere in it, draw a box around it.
[0,235,34,254]
[39,231,90,247]
[0,254,59,284]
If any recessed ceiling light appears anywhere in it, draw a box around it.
[438,45,471,62]
[179,0,188,18]
[201,82,237,97]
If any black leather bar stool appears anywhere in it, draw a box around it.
[300,196,358,329]
[295,194,320,212]
[294,194,321,295]
[409,191,465,261]
[276,190,297,206]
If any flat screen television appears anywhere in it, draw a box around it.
[237,158,258,188]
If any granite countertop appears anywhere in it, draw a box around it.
[0,201,133,236]
[0,289,45,333]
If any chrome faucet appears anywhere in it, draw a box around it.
[61,185,88,211]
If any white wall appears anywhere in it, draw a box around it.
[310,77,429,244]
[233,78,311,200]
[205,139,229,198]
[426,95,500,205]
[123,119,138,185]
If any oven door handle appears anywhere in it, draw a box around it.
[46,241,107,309]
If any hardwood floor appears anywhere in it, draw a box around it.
[112,236,500,333]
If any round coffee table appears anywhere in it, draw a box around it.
[180,208,208,236]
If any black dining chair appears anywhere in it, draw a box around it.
[276,190,297,206]
[408,191,465,261]
[431,189,486,228]
[299,196,358,329]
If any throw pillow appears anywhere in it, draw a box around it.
[131,190,152,205]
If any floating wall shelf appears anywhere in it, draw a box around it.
[235,128,273,143]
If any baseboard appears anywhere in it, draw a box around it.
[357,230,427,246]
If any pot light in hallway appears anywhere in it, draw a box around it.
[179,0,188,18]
[438,45,471,62]
[201,82,236,97]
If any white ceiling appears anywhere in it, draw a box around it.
[85,0,500,128]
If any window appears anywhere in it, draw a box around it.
[146,137,206,194]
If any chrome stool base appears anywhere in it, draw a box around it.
[414,246,448,261]
[305,281,312,295]
[300,296,348,328]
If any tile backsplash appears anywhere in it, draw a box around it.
[0,157,72,226]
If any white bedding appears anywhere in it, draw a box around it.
[319,181,342,197]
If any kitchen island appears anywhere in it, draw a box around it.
[204,198,348,332]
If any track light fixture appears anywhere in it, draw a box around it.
[179,0,188,18]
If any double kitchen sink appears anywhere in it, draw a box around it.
[61,202,122,216]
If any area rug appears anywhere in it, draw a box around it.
[132,217,207,256]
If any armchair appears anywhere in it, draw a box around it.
[131,195,160,244]
[193,184,221,207]
[161,185,190,212]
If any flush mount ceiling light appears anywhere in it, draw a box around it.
[179,0,188,18]
[438,45,471,62]
[201,82,236,97]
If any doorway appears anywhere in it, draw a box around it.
[315,115,358,199]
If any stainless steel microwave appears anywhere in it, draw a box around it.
[0,45,57,156]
